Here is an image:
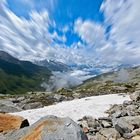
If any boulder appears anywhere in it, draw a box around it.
[131,136,140,140]
[113,118,134,135]
[53,94,64,102]
[6,115,88,140]
[130,91,140,101]
[101,120,112,128]
[83,116,100,129]
[98,117,112,122]
[123,100,132,105]
[111,110,128,118]
[98,117,112,128]
[0,99,22,113]
[112,86,127,92]
[106,104,123,116]
[126,105,138,111]
[0,134,6,140]
[22,102,43,110]
[120,116,140,128]
[0,113,29,133]
[0,103,22,113]
[95,132,106,140]
[113,116,140,138]
[99,128,121,139]
[132,128,140,136]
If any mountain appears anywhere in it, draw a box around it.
[0,51,20,64]
[0,51,51,94]
[70,63,132,76]
[34,59,71,72]
[74,66,140,96]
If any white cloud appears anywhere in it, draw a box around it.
[100,0,140,65]
[0,1,68,60]
[0,0,98,66]
[0,0,140,70]
[74,0,140,66]
[74,18,106,47]
[41,70,93,91]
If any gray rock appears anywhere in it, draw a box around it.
[130,91,140,101]
[99,128,121,139]
[54,94,64,102]
[81,116,101,129]
[22,102,43,110]
[16,97,25,102]
[126,105,138,111]
[111,109,127,118]
[112,86,127,92]
[123,100,132,105]
[0,102,22,113]
[5,115,88,140]
[131,128,140,137]
[101,120,112,128]
[0,134,7,140]
[98,117,112,122]
[123,133,133,139]
[120,116,140,128]
[106,104,123,115]
[0,104,22,113]
[95,132,106,140]
[113,117,134,135]
[126,110,136,116]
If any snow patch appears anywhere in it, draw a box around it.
[11,94,130,125]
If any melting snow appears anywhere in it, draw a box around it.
[11,94,130,125]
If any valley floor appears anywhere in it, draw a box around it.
[11,94,130,125]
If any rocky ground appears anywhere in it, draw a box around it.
[0,114,87,140]
[75,66,140,97]
[0,86,133,113]
[78,90,140,140]
[0,90,140,139]
[0,90,75,113]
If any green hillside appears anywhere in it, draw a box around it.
[74,66,140,96]
[0,51,51,94]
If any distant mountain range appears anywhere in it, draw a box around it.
[0,50,137,94]
[69,63,132,77]
[0,51,51,94]
[34,59,71,72]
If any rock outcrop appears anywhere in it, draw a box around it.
[0,115,87,140]
[78,90,140,140]
[0,113,29,133]
[130,90,140,101]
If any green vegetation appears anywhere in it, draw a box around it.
[0,52,51,94]
[74,66,140,96]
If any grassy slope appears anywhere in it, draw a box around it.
[0,59,51,94]
[74,66,140,96]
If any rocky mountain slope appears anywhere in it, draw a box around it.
[0,51,51,94]
[74,66,140,97]
[34,59,71,72]
[79,90,140,140]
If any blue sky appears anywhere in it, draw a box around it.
[7,0,104,22]
[0,0,140,68]
[6,0,104,46]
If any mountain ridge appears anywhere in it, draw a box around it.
[34,59,71,72]
[0,51,51,94]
